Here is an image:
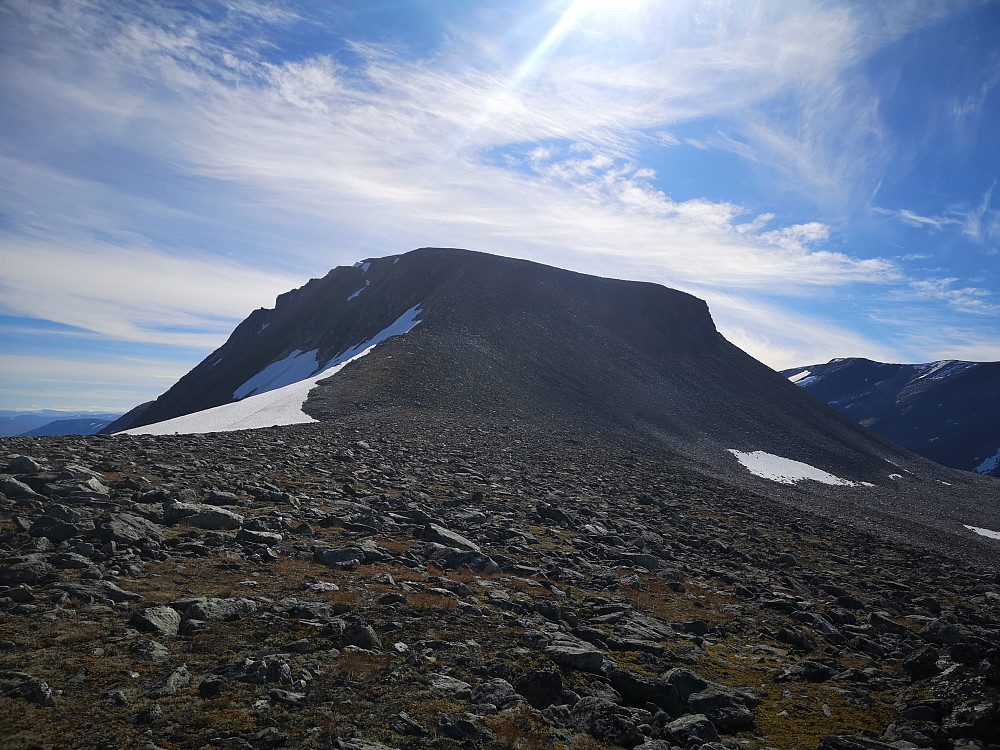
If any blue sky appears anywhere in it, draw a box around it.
[1,0,998,412]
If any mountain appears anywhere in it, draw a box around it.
[110,248,1000,543]
[781,358,1000,478]
[19,416,119,437]
[0,410,121,437]
[4,248,1000,749]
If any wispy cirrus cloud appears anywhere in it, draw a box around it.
[0,238,302,346]
[1,0,997,410]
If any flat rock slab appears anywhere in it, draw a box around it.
[546,643,604,672]
[96,512,166,545]
[181,597,257,622]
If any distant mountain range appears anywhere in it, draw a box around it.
[782,358,1000,478]
[0,410,121,437]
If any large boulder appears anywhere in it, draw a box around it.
[181,597,257,622]
[95,512,165,545]
[570,697,643,748]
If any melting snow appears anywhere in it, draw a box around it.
[974,446,1000,475]
[346,279,371,301]
[234,349,321,400]
[728,449,857,486]
[125,305,423,435]
[964,525,1000,541]
[915,360,975,381]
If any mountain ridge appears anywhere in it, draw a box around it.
[782,357,1000,478]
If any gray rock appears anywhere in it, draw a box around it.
[418,523,480,552]
[204,490,240,506]
[28,515,81,543]
[342,622,382,650]
[667,713,720,746]
[514,668,563,709]
[605,665,682,714]
[817,737,899,750]
[0,475,42,500]
[238,657,292,685]
[237,528,283,546]
[778,659,836,683]
[146,664,190,698]
[164,501,243,530]
[182,597,257,622]
[130,640,170,664]
[0,556,54,586]
[5,456,46,475]
[132,606,182,637]
[687,684,757,733]
[570,696,643,748]
[96,512,166,545]
[314,546,364,568]
[0,672,55,706]
[471,678,518,708]
[55,579,142,604]
[546,643,604,672]
[49,552,93,570]
[663,667,709,700]
[921,619,964,645]
[428,673,473,699]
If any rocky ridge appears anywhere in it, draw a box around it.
[781,358,1000,478]
[1,420,998,750]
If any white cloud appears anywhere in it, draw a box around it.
[0,0,995,407]
[0,353,191,411]
[0,238,302,346]
[903,278,1000,316]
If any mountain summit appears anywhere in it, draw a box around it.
[109,248,999,542]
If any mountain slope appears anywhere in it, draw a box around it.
[20,416,118,436]
[782,358,1000,477]
[112,248,1000,539]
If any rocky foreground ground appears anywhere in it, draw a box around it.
[1,420,998,750]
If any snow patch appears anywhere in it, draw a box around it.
[787,370,811,384]
[728,449,857,486]
[889,473,903,480]
[974,446,1000,475]
[234,349,321,399]
[258,322,269,333]
[964,525,1000,541]
[353,260,372,273]
[393,257,400,264]
[346,279,371,301]
[127,305,423,435]
[916,360,975,381]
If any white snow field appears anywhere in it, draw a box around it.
[233,348,321,399]
[728,449,857,486]
[974,446,1000,475]
[124,305,423,435]
[964,525,1000,540]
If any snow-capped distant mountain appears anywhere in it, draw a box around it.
[0,410,121,437]
[20,417,120,437]
[782,358,1000,477]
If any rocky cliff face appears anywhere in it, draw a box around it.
[782,358,1000,477]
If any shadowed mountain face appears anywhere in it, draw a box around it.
[107,248,1000,537]
[782,358,1000,478]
